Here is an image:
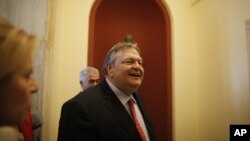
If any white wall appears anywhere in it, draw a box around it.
[164,0,200,140]
[168,0,250,141]
[45,0,94,141]
[47,0,250,141]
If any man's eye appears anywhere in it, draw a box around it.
[88,79,99,84]
[125,61,133,64]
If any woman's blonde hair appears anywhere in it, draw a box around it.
[0,17,38,84]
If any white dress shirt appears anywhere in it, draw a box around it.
[106,78,150,141]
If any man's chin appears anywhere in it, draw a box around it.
[129,82,142,89]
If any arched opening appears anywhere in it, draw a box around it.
[88,0,172,140]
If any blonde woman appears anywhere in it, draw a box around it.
[0,17,38,141]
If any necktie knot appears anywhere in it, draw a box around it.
[128,98,134,106]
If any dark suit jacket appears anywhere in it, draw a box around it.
[57,80,156,141]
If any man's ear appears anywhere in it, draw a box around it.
[107,64,113,77]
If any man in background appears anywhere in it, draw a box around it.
[79,67,100,91]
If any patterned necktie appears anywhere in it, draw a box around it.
[128,99,147,141]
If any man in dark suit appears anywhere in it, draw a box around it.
[58,42,155,141]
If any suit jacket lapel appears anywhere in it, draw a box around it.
[100,80,139,139]
[133,93,156,141]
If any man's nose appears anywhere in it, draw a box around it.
[133,61,142,68]
[93,80,99,85]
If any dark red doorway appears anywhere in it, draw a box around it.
[88,0,172,140]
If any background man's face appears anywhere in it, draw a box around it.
[80,72,100,90]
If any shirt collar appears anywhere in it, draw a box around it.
[106,78,132,106]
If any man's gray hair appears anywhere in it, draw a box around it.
[102,42,141,76]
[79,67,99,82]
